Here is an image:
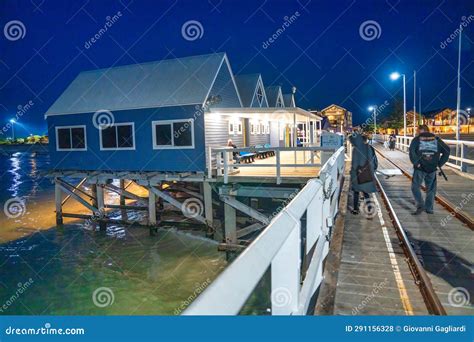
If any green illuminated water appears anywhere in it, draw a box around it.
[0,152,226,315]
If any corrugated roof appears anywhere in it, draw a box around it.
[265,86,282,107]
[234,74,261,107]
[46,53,226,115]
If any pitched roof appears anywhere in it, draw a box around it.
[265,85,283,107]
[423,107,453,118]
[282,94,295,107]
[46,52,229,116]
[234,73,268,107]
[320,104,348,113]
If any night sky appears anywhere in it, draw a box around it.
[1,0,473,137]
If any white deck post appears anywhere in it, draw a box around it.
[208,146,213,179]
[54,178,63,225]
[460,142,467,172]
[148,186,157,226]
[276,149,281,185]
[271,221,300,315]
[293,112,297,165]
[223,150,229,184]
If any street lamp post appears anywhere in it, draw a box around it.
[368,105,377,137]
[9,119,16,141]
[390,72,406,137]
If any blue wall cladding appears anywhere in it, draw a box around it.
[47,105,206,172]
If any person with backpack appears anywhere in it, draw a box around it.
[388,133,396,151]
[409,125,450,215]
[349,132,378,216]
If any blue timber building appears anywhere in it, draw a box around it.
[46,52,319,174]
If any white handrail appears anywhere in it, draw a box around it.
[375,134,474,172]
[211,146,336,184]
[183,146,346,315]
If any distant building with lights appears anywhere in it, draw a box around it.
[317,104,353,132]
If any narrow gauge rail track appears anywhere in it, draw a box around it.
[371,147,473,315]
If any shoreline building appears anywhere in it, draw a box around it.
[318,104,353,133]
[424,108,473,134]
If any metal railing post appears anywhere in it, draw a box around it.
[276,150,281,185]
[208,146,213,179]
[223,150,229,184]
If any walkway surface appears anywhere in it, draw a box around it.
[322,144,473,315]
[373,142,474,223]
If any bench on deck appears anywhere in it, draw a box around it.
[236,151,256,163]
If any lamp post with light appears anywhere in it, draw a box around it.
[390,72,406,137]
[9,119,16,141]
[368,105,377,138]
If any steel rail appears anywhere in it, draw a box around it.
[374,147,474,230]
[374,174,447,315]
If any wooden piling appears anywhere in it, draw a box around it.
[203,181,214,227]
[148,186,157,226]
[54,178,63,225]
[96,183,106,230]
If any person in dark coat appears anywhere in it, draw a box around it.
[408,125,450,215]
[349,132,378,215]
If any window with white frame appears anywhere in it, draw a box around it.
[265,123,270,134]
[250,122,256,135]
[56,126,87,151]
[100,123,135,150]
[152,119,194,149]
[228,121,235,135]
[236,121,242,135]
[256,122,261,134]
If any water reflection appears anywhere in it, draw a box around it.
[7,153,22,197]
[0,152,226,314]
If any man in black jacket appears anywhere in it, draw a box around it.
[409,125,450,215]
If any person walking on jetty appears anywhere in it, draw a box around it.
[409,125,450,215]
[349,131,378,216]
